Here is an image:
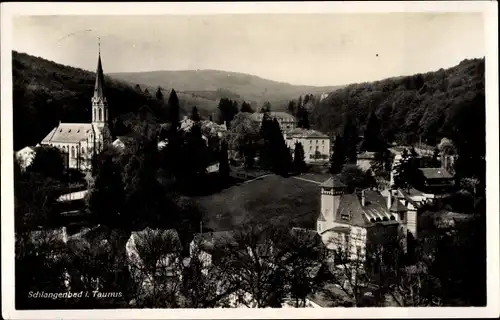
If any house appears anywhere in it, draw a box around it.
[250,112,297,132]
[415,167,455,195]
[15,146,37,170]
[316,177,414,260]
[39,46,111,171]
[356,151,376,172]
[284,128,331,163]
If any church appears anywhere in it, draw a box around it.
[40,47,112,171]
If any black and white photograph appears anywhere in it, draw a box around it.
[1,2,498,319]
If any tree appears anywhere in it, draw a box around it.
[342,114,359,164]
[371,148,392,174]
[392,148,419,191]
[293,142,307,173]
[287,100,296,115]
[219,224,297,308]
[190,106,200,122]
[361,111,384,152]
[218,98,239,127]
[338,164,369,192]
[260,101,271,114]
[167,89,181,132]
[296,105,310,130]
[240,101,253,113]
[87,150,125,227]
[155,87,164,102]
[225,113,260,168]
[127,228,184,308]
[219,140,230,180]
[27,146,65,180]
[330,135,346,174]
[432,146,440,167]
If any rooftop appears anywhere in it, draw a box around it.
[357,151,376,159]
[286,128,329,138]
[320,176,346,189]
[41,123,94,144]
[419,167,453,179]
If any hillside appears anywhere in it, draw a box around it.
[311,58,485,158]
[109,69,341,109]
[12,51,211,150]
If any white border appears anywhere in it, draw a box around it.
[1,2,498,319]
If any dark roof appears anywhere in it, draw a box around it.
[419,167,453,179]
[320,176,346,188]
[390,199,408,213]
[363,190,391,218]
[334,193,369,227]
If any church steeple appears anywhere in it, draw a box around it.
[92,37,107,123]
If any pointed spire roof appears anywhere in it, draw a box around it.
[93,38,106,103]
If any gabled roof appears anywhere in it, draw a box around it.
[390,199,407,213]
[320,176,346,188]
[334,194,369,227]
[41,123,93,143]
[418,167,453,179]
[286,128,329,138]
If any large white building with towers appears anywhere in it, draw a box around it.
[316,176,420,261]
[40,41,112,171]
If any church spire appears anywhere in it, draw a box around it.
[93,37,105,102]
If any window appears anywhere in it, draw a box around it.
[71,146,75,158]
[356,246,362,257]
[322,140,324,144]
[98,108,102,122]
[81,147,85,154]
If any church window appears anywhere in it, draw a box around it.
[98,108,102,122]
[104,108,107,121]
[81,147,85,154]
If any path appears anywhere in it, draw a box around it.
[243,173,273,184]
[292,176,323,185]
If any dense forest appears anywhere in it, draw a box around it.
[311,58,485,158]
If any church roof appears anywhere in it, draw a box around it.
[92,52,106,105]
[41,123,94,143]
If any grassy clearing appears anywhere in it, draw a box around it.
[195,174,321,232]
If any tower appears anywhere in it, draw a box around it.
[317,177,346,233]
[92,38,107,126]
[91,38,111,152]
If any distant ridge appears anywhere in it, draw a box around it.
[108,69,343,107]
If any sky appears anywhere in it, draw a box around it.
[12,13,485,86]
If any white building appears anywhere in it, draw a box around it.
[316,177,415,261]
[250,112,297,132]
[40,47,111,171]
[284,128,331,163]
[356,151,376,172]
[15,146,37,170]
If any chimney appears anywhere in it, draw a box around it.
[387,189,392,210]
[361,189,366,207]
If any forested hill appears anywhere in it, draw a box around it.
[12,51,190,150]
[311,58,485,156]
[109,69,341,108]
